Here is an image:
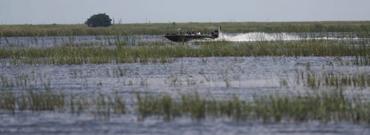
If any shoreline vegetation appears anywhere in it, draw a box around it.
[0,90,369,124]
[1,21,370,37]
[0,40,369,64]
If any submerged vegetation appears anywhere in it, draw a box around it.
[1,21,370,37]
[0,40,369,64]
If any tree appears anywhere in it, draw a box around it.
[85,13,112,27]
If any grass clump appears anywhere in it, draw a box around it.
[295,71,370,88]
[136,94,180,121]
[0,90,65,112]
[0,91,16,111]
[19,90,65,111]
[0,90,126,115]
[136,91,370,123]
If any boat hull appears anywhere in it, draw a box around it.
[164,28,220,42]
[164,35,216,42]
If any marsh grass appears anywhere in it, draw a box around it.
[353,56,370,65]
[1,21,370,37]
[0,90,126,115]
[0,91,16,111]
[296,71,370,88]
[136,94,180,121]
[136,91,370,123]
[0,74,53,89]
[1,40,369,64]
[0,90,65,112]
[1,89,370,123]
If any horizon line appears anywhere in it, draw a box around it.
[1,20,370,25]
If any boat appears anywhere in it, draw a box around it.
[164,27,220,42]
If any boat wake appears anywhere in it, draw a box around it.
[216,32,302,42]
[215,32,364,42]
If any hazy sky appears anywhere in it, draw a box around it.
[1,0,370,24]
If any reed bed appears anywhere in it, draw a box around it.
[1,21,370,37]
[296,71,370,89]
[136,91,370,123]
[0,90,126,115]
[0,40,369,64]
[1,89,369,123]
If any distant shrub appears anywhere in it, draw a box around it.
[85,13,112,27]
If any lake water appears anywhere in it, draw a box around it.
[1,113,369,135]
[1,57,369,99]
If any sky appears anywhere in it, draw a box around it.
[1,0,370,24]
